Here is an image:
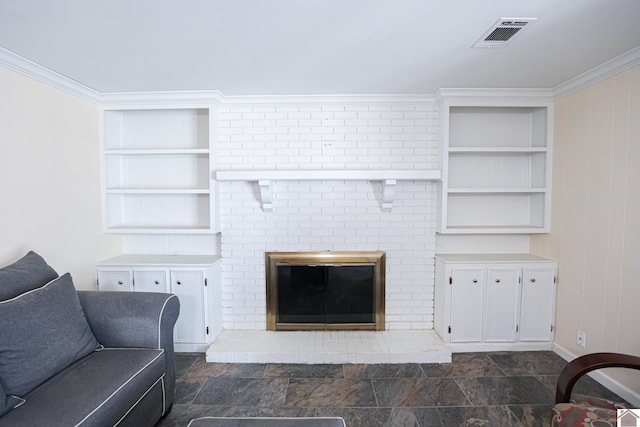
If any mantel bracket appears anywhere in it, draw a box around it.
[258,180,273,212]
[381,179,397,212]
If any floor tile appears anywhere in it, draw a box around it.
[264,364,344,378]
[508,404,555,427]
[185,362,267,379]
[437,405,525,427]
[317,407,420,427]
[373,378,470,407]
[343,363,425,379]
[455,376,554,405]
[193,377,288,406]
[175,353,200,378]
[175,377,207,404]
[488,351,567,376]
[422,353,504,378]
[285,378,377,408]
[158,350,629,427]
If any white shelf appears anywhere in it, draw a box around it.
[101,108,217,234]
[437,101,552,234]
[215,169,441,181]
[215,169,441,212]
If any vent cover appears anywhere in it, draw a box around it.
[473,17,537,48]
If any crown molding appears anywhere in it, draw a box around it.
[0,46,101,103]
[553,46,640,100]
[220,93,435,106]
[99,90,225,109]
[435,88,554,106]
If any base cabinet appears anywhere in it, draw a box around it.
[435,254,556,352]
[96,255,222,352]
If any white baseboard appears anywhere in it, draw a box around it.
[553,343,640,407]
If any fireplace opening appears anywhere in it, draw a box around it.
[266,251,385,331]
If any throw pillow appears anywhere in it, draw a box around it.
[0,251,59,301]
[0,273,99,397]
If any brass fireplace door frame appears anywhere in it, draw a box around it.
[265,251,386,331]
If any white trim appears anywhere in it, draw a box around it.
[221,93,435,106]
[99,90,224,109]
[435,88,554,105]
[0,46,101,104]
[553,45,640,100]
[553,343,640,407]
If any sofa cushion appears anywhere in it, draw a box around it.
[0,273,99,397]
[0,348,165,427]
[0,251,58,301]
[0,383,23,418]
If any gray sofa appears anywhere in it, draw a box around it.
[0,251,180,426]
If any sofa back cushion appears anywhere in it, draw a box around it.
[0,273,99,397]
[0,251,58,301]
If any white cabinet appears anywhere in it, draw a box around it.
[96,254,222,352]
[434,254,556,352]
[436,92,553,234]
[101,108,219,234]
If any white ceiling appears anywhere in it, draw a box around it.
[1,0,639,96]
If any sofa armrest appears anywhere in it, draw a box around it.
[77,291,180,410]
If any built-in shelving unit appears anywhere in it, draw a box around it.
[101,108,218,233]
[436,92,553,234]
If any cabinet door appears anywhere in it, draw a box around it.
[450,268,484,342]
[484,268,520,342]
[171,270,207,344]
[134,269,169,293]
[519,267,555,341]
[97,269,132,291]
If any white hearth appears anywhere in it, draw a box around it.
[206,330,451,364]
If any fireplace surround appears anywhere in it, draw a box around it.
[265,251,386,331]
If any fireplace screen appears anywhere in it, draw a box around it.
[266,252,385,331]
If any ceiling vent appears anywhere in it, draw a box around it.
[473,17,537,48]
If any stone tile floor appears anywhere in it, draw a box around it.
[158,351,629,427]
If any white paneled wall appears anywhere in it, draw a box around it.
[531,65,640,402]
[217,102,439,330]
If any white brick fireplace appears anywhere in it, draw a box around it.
[216,100,441,334]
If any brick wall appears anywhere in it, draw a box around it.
[217,101,439,330]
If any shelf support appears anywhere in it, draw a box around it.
[258,180,274,212]
[381,179,396,212]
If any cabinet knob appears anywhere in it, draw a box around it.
[530,278,536,282]
[177,281,182,285]
[495,279,500,283]
[155,280,160,285]
[118,280,123,285]
[472,279,478,283]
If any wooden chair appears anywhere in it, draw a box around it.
[552,352,640,426]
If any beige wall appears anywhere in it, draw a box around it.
[0,65,122,289]
[531,65,640,396]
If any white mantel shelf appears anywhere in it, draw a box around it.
[215,169,442,212]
